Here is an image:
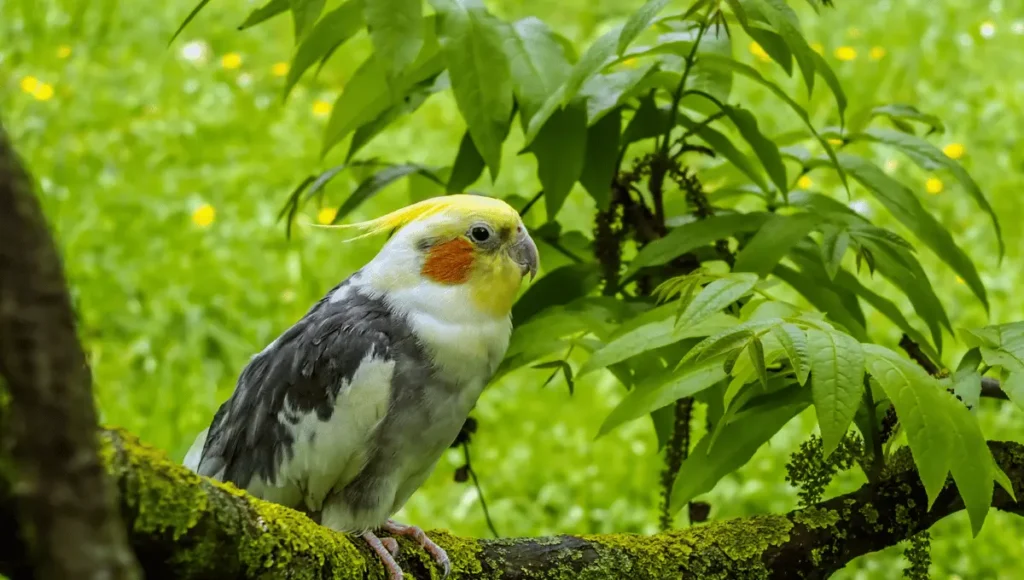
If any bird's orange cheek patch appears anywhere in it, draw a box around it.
[421,238,474,284]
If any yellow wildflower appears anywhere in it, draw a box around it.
[19,76,39,93]
[57,45,72,58]
[925,177,943,195]
[220,52,243,69]
[869,46,886,60]
[312,99,333,117]
[956,276,965,285]
[810,42,824,55]
[271,62,289,76]
[317,207,337,225]
[834,46,857,61]
[192,203,216,227]
[33,83,54,101]
[749,41,770,62]
[797,176,813,189]
[827,138,843,146]
[943,143,965,160]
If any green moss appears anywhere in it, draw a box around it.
[860,504,879,525]
[793,507,840,531]
[102,428,368,579]
[433,530,487,579]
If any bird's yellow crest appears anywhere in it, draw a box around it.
[316,194,521,240]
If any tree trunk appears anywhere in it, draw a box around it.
[0,120,141,579]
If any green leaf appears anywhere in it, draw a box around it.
[1003,373,1024,413]
[772,265,868,341]
[580,65,658,125]
[671,385,810,509]
[579,109,621,211]
[365,0,423,80]
[511,263,602,325]
[598,354,729,438]
[322,36,443,156]
[580,309,738,376]
[745,0,815,95]
[239,0,289,30]
[286,0,366,97]
[749,336,768,388]
[838,153,988,310]
[627,213,770,277]
[348,73,447,161]
[530,103,588,219]
[291,0,326,40]
[830,268,938,362]
[952,348,983,409]
[677,116,771,195]
[807,328,864,456]
[504,17,572,126]
[854,236,950,351]
[966,323,1024,373]
[617,0,672,55]
[746,28,792,75]
[331,164,441,224]
[719,105,788,195]
[624,96,673,144]
[784,244,866,330]
[171,0,213,44]
[698,54,849,194]
[864,344,952,507]
[944,393,997,535]
[733,212,821,276]
[435,0,514,177]
[679,273,760,328]
[562,27,621,106]
[820,226,850,280]
[846,128,1002,258]
[773,323,809,385]
[868,104,944,135]
[812,52,847,126]
[447,131,486,192]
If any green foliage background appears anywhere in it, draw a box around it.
[2,0,1023,577]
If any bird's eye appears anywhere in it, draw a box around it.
[470,226,492,243]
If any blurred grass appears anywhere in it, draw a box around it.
[2,0,1023,577]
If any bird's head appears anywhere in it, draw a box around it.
[326,195,539,319]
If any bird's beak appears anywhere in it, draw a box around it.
[508,228,539,281]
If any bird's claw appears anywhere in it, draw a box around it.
[384,519,451,578]
[381,537,400,558]
[362,531,404,580]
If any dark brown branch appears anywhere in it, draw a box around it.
[1,429,1021,580]
[898,334,941,375]
[0,122,140,578]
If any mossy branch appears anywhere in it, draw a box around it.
[1,429,1022,580]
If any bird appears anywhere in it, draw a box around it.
[183,194,538,579]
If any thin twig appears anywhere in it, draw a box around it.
[462,442,499,538]
[519,190,544,218]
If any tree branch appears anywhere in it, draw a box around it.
[0,429,1020,580]
[0,120,140,578]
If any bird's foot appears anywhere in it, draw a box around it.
[383,519,451,578]
[381,537,400,558]
[362,531,404,580]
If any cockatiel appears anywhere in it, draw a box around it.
[183,194,538,579]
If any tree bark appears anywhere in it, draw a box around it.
[0,428,1020,580]
[0,121,141,579]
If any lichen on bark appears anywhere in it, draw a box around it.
[2,427,1023,580]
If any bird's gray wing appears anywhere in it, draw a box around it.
[193,279,421,491]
